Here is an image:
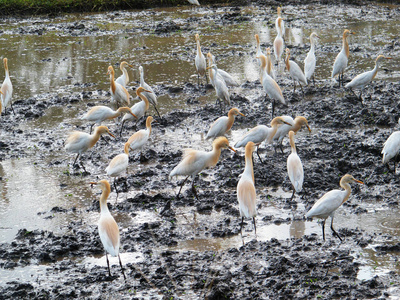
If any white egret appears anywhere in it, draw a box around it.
[1,58,13,114]
[206,107,245,140]
[106,142,130,201]
[304,32,319,85]
[115,61,133,88]
[285,48,307,93]
[139,65,160,117]
[195,34,207,86]
[332,29,355,87]
[107,66,130,107]
[287,131,304,201]
[272,116,311,153]
[273,17,284,63]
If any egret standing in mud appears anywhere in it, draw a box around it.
[305,174,363,241]
[287,131,304,201]
[273,17,284,64]
[332,29,356,87]
[285,48,307,94]
[345,55,391,101]
[1,58,13,114]
[272,116,311,153]
[206,107,245,140]
[169,136,236,200]
[206,52,239,87]
[304,32,319,86]
[90,180,126,280]
[65,126,115,170]
[234,116,294,163]
[195,34,207,86]
[275,7,285,38]
[127,116,156,160]
[382,120,400,173]
[120,87,152,136]
[257,55,285,118]
[106,142,130,201]
[139,65,160,118]
[237,141,257,236]
[207,65,230,112]
[107,65,130,107]
[82,106,137,134]
[115,61,133,88]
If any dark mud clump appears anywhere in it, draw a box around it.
[1,1,400,299]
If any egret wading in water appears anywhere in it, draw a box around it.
[82,106,137,134]
[272,116,311,154]
[65,126,115,171]
[382,119,400,173]
[1,58,13,115]
[305,174,363,241]
[237,141,257,236]
[139,65,160,118]
[107,66,130,107]
[287,131,304,201]
[127,116,156,161]
[331,29,356,87]
[105,142,130,201]
[115,61,133,88]
[90,180,126,280]
[206,107,245,140]
[195,34,207,86]
[345,55,391,102]
[169,136,236,200]
[120,87,152,136]
[257,55,286,118]
[304,32,319,86]
[285,48,307,94]
[234,116,294,163]
[207,65,230,112]
[273,17,285,64]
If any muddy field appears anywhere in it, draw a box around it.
[1,1,400,299]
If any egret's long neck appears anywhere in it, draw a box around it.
[138,91,150,110]
[146,119,152,135]
[4,61,9,78]
[207,57,213,81]
[122,66,129,83]
[259,55,267,81]
[285,53,290,71]
[310,39,315,53]
[196,39,202,56]
[99,188,111,213]
[140,70,145,86]
[208,144,223,168]
[244,147,254,183]
[340,182,352,204]
[343,35,350,58]
[226,112,236,132]
[371,60,380,80]
[266,53,273,75]
[89,130,102,148]
[289,135,296,154]
[110,71,116,94]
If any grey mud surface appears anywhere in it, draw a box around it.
[1,1,400,299]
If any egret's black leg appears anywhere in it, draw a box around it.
[118,254,126,280]
[176,176,190,199]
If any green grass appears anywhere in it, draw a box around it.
[0,0,235,15]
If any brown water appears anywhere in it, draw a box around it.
[1,3,399,283]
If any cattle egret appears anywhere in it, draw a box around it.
[304,32,319,85]
[257,55,286,118]
[120,87,152,136]
[195,34,207,86]
[287,131,304,200]
[106,142,130,201]
[139,65,160,117]
[115,61,133,88]
[90,180,126,279]
[169,136,236,200]
[65,126,115,170]
[82,106,137,134]
[382,120,400,173]
[107,66,130,107]
[345,55,391,101]
[1,58,13,114]
[237,141,257,236]
[332,29,355,87]
[285,48,307,93]
[272,116,311,153]
[275,7,285,38]
[273,17,284,63]
[235,116,293,163]
[206,107,244,140]
[127,116,156,159]
[305,174,363,241]
[207,65,230,112]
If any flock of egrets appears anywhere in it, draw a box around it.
[0,4,397,280]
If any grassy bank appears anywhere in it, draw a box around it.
[0,0,240,16]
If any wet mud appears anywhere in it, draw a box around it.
[1,1,400,299]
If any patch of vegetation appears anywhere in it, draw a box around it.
[0,0,237,16]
